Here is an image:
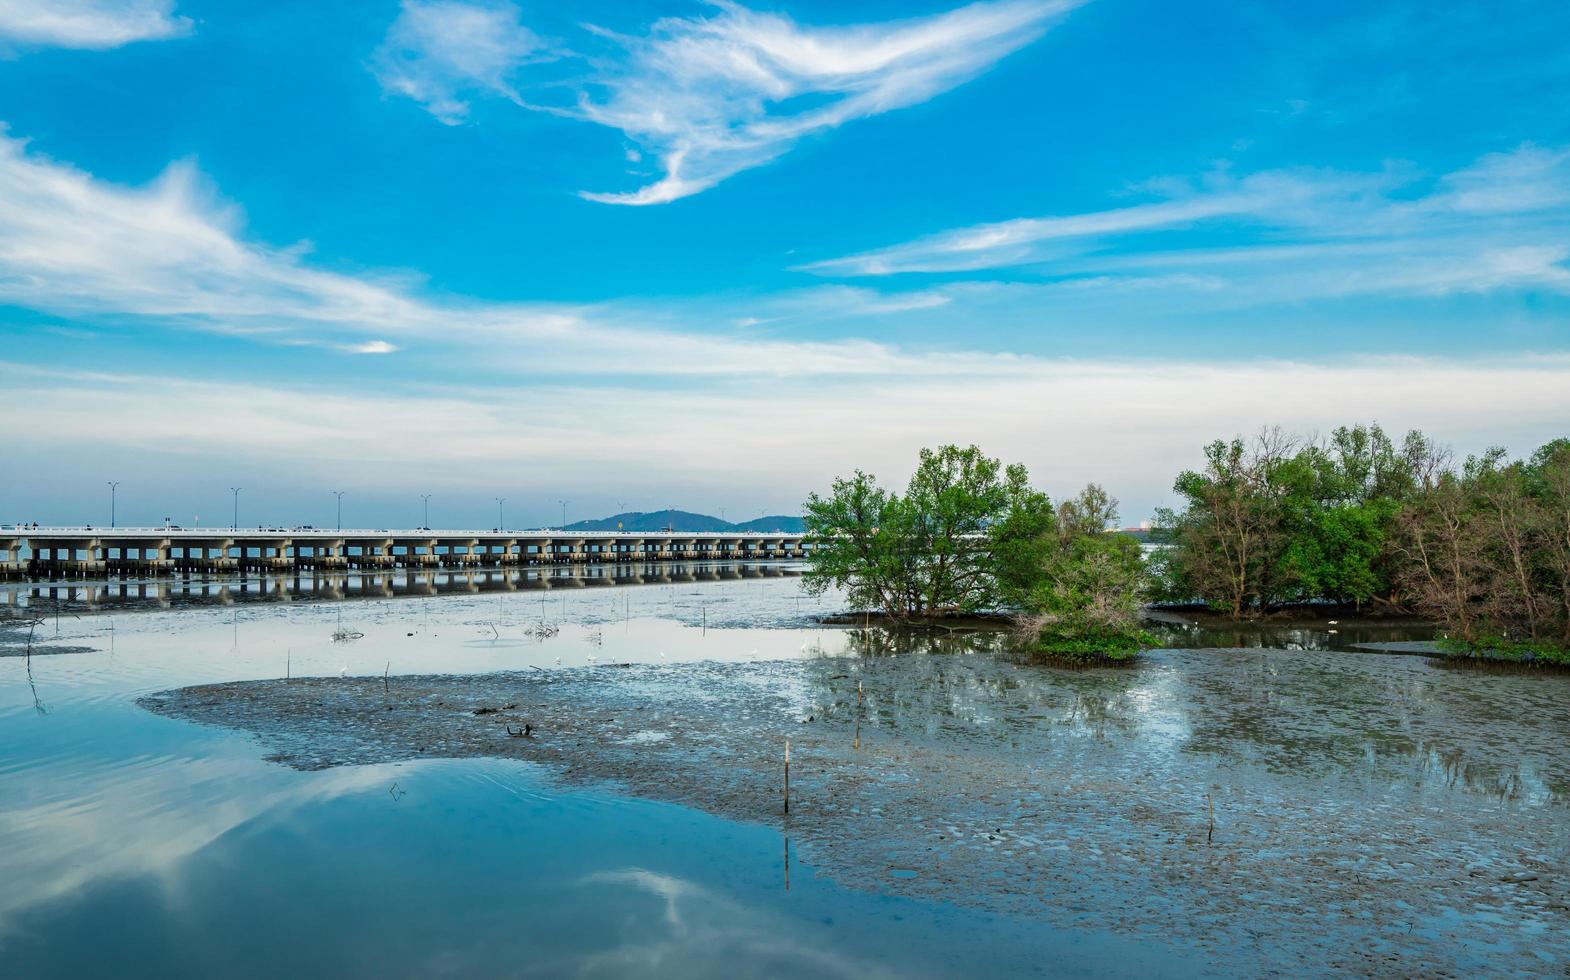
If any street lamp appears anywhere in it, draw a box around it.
[230,487,241,531]
[332,490,345,532]
[420,493,432,530]
[558,499,569,530]
[107,481,120,529]
[496,496,506,531]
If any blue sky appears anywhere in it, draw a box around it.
[2,0,1568,529]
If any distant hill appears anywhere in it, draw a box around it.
[559,510,804,534]
[731,515,806,533]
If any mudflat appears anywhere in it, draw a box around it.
[144,645,1570,976]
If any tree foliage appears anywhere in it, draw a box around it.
[804,447,1150,660]
[1156,421,1570,657]
[1020,486,1151,660]
[1395,439,1570,659]
[1155,424,1440,616]
[801,445,1043,618]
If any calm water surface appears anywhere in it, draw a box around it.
[1,565,1206,978]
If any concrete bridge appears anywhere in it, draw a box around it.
[1,526,810,578]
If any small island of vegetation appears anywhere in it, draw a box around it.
[801,444,1149,663]
[804,427,1570,667]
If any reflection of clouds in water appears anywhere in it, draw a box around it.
[1121,666,1192,750]
[547,868,904,980]
[0,749,398,940]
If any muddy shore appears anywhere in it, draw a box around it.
[0,621,92,658]
[142,646,1570,975]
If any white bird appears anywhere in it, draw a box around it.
[554,656,561,666]
[339,666,347,678]
[659,650,666,659]
[1328,620,1339,625]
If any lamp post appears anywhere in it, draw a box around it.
[230,487,241,531]
[107,481,120,529]
[558,499,569,530]
[496,497,505,531]
[421,494,432,530]
[332,490,345,532]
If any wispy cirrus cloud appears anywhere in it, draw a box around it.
[3,132,1568,521]
[0,129,1006,377]
[0,0,190,50]
[372,0,1080,203]
[0,129,425,352]
[801,145,1570,299]
[568,0,1081,205]
[371,0,549,125]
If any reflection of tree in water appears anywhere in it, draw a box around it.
[801,627,1145,743]
[1175,649,1567,804]
[1150,623,1439,652]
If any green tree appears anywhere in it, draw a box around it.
[1280,424,1415,607]
[1155,429,1308,617]
[1526,440,1570,645]
[1021,485,1150,660]
[1394,438,1570,658]
[1160,423,1438,617]
[802,445,1043,618]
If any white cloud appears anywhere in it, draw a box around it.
[371,0,547,125]
[2,130,1565,521]
[343,339,399,354]
[7,354,1570,522]
[0,0,190,49]
[0,129,1018,376]
[0,130,435,330]
[571,0,1079,204]
[802,145,1570,300]
[372,0,1080,203]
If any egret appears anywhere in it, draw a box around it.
[339,666,347,678]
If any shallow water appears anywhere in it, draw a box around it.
[4,565,1569,976]
[0,565,1203,978]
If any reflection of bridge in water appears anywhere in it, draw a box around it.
[2,561,802,615]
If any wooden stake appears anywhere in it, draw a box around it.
[1207,792,1215,844]
[383,661,390,695]
[784,738,791,814]
[857,679,863,705]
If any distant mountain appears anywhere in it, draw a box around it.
[731,515,806,533]
[558,510,804,534]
